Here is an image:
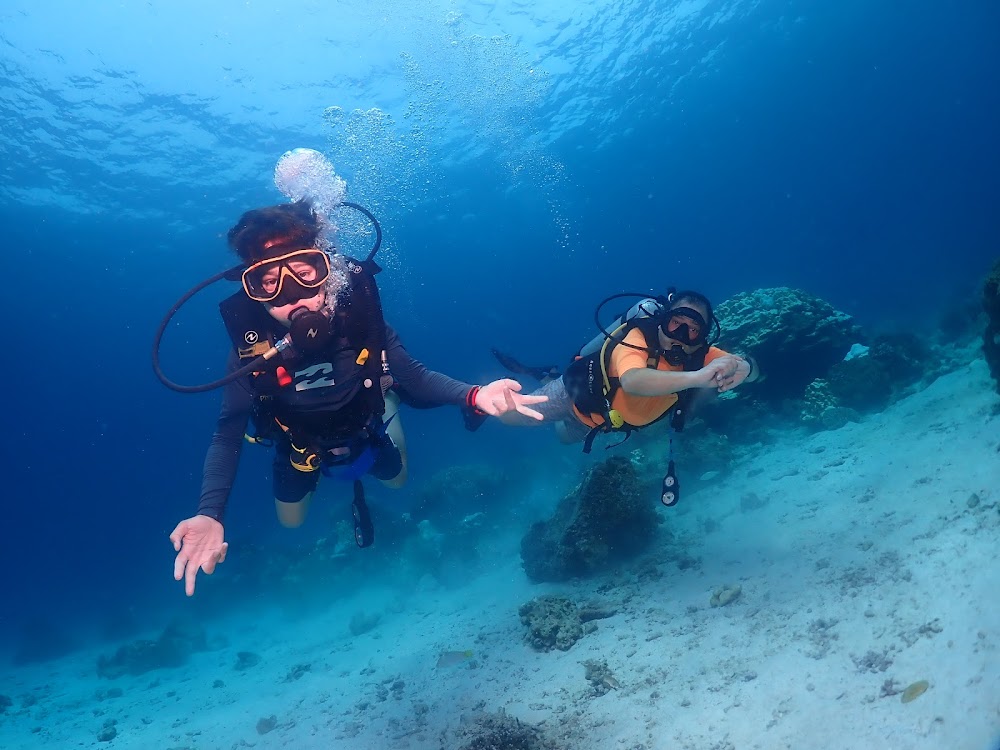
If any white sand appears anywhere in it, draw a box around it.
[4,360,999,749]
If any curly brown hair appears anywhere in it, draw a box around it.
[227,200,320,263]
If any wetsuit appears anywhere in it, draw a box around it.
[197,324,474,524]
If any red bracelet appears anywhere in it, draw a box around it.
[466,386,487,416]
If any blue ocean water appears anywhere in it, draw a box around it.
[1,1,998,747]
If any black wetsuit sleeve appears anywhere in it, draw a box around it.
[385,324,474,408]
[197,350,252,524]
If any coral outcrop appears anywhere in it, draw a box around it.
[518,596,584,652]
[520,457,657,583]
[715,287,861,400]
[97,620,210,679]
[453,710,561,750]
[800,332,935,429]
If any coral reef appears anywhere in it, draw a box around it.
[826,354,893,411]
[283,663,311,682]
[715,287,862,400]
[520,457,658,583]
[581,659,620,696]
[800,378,862,430]
[256,715,278,735]
[866,333,929,388]
[819,405,861,431]
[852,649,893,674]
[452,710,561,750]
[710,584,742,607]
[97,719,117,742]
[518,596,584,652]
[800,379,837,424]
[984,259,1000,391]
[96,620,210,679]
[797,330,937,429]
[234,651,261,670]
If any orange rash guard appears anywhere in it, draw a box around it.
[572,327,728,429]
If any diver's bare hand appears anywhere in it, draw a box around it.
[691,359,734,388]
[477,378,547,421]
[169,515,227,597]
[716,356,751,393]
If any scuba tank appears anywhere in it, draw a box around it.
[568,290,715,509]
[577,297,665,357]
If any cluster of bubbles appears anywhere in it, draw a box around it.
[273,147,351,310]
[321,254,352,317]
[320,11,573,251]
[273,147,347,251]
[321,106,422,272]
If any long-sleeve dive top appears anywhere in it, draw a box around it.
[197,325,473,524]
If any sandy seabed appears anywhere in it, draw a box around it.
[4,361,1000,750]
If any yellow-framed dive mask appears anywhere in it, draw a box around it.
[241,248,331,304]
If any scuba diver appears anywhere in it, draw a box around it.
[493,290,760,505]
[155,150,546,597]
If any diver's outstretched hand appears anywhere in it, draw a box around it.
[169,515,228,597]
[690,357,739,390]
[476,378,547,421]
[710,355,750,393]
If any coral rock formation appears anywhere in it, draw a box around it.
[520,457,657,583]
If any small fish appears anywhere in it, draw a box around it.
[436,650,474,668]
[901,680,929,703]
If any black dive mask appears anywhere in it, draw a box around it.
[270,276,323,308]
[660,306,710,347]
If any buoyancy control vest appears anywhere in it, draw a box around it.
[219,258,392,451]
[563,311,708,453]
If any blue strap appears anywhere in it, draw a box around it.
[322,444,377,481]
[320,414,394,482]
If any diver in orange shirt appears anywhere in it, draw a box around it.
[494,290,760,505]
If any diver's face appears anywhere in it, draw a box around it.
[265,290,326,326]
[243,247,331,326]
[658,322,703,354]
[659,303,710,353]
[255,255,325,297]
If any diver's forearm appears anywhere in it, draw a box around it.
[619,368,696,397]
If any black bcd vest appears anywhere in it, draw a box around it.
[219,258,389,442]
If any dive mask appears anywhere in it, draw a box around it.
[661,306,709,346]
[241,248,331,304]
